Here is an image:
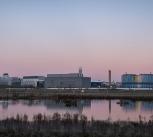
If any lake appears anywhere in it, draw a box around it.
[0,99,153,122]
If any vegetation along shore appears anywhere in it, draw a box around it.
[0,88,153,100]
[0,113,153,137]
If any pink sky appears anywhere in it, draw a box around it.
[0,36,153,81]
[0,0,153,81]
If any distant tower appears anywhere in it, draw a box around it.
[79,67,83,77]
[108,70,111,88]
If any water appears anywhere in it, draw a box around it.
[0,99,153,122]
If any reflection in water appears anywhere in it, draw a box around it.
[118,100,153,112]
[0,99,153,121]
[109,100,111,114]
[2,101,9,109]
[141,102,153,112]
[108,100,111,121]
[117,100,137,112]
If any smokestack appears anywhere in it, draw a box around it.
[108,70,111,88]
[79,67,83,77]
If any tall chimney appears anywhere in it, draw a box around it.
[108,70,111,88]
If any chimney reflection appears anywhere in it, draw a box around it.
[108,100,111,120]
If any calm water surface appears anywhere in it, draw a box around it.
[0,99,153,122]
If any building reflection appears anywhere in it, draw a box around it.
[5,99,91,114]
[141,102,153,112]
[0,99,153,121]
[1,101,9,109]
[21,100,43,106]
[0,100,13,109]
[108,100,112,121]
[117,100,137,112]
[1,99,153,114]
[43,99,91,114]
[117,100,153,112]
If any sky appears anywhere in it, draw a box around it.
[0,0,153,81]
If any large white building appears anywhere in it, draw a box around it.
[21,76,45,88]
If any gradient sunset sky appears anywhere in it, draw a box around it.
[0,0,153,81]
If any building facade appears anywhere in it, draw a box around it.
[0,73,21,87]
[138,74,153,88]
[0,73,12,87]
[91,81,102,88]
[122,73,153,88]
[21,76,45,88]
[11,77,21,87]
[45,70,91,88]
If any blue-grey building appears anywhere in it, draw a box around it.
[45,69,91,88]
[11,77,21,87]
[121,74,138,88]
[122,73,153,88]
[139,74,153,88]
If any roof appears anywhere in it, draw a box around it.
[122,74,137,76]
[47,73,83,78]
[139,74,153,75]
[91,81,102,83]
[23,76,45,79]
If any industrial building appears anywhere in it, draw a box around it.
[122,73,153,88]
[0,73,11,87]
[45,68,91,88]
[21,76,45,88]
[0,73,21,87]
[11,77,21,87]
[121,74,138,88]
[91,81,102,88]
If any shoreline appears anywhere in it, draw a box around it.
[0,88,153,100]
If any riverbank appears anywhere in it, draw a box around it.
[0,113,152,137]
[0,88,153,100]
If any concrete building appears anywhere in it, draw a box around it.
[0,73,21,87]
[122,73,153,88]
[0,73,12,87]
[21,76,45,88]
[45,69,91,88]
[11,77,21,87]
[121,74,138,88]
[138,74,153,88]
[91,81,102,88]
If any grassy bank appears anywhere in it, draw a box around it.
[0,88,153,100]
[0,113,153,137]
